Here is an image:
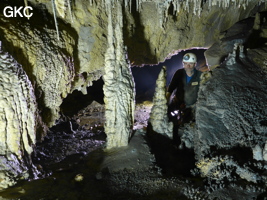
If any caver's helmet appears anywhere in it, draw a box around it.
[183,53,197,63]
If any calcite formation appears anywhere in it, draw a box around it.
[204,16,255,69]
[196,156,262,183]
[103,0,135,149]
[192,44,267,183]
[149,66,173,138]
[0,0,267,191]
[0,0,262,129]
[196,43,267,159]
[0,7,76,128]
[0,44,37,190]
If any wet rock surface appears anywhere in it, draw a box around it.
[0,44,38,190]
[134,101,153,130]
[1,0,267,193]
[32,120,106,173]
[74,101,105,130]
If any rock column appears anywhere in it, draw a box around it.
[103,0,135,149]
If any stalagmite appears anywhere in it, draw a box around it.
[149,66,173,138]
[103,0,135,149]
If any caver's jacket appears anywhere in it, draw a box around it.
[167,68,202,107]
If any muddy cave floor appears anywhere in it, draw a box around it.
[1,112,267,199]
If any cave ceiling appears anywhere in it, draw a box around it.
[0,0,266,128]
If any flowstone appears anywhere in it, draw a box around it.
[0,44,38,189]
[193,44,267,183]
[0,3,76,128]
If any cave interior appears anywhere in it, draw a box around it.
[0,0,267,199]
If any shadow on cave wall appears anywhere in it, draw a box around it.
[146,123,196,177]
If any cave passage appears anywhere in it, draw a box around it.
[131,48,207,103]
[60,78,104,117]
[59,48,207,116]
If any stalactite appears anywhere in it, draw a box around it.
[225,0,230,7]
[176,0,180,14]
[172,1,176,15]
[192,0,202,16]
[52,0,60,41]
[121,0,256,18]
[124,0,128,10]
[55,0,66,18]
[171,1,176,15]
[157,3,163,28]
[24,0,30,20]
[194,0,198,15]
[185,0,190,12]
[67,0,73,23]
[233,0,237,7]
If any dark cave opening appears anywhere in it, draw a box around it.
[33,78,107,178]
[59,48,208,117]
[60,78,104,117]
[1,2,267,199]
[55,48,209,164]
[36,48,209,180]
[28,46,266,200]
[31,78,108,174]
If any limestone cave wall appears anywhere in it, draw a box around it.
[0,46,38,190]
[0,0,265,130]
[0,0,267,190]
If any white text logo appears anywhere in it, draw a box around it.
[3,6,33,18]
